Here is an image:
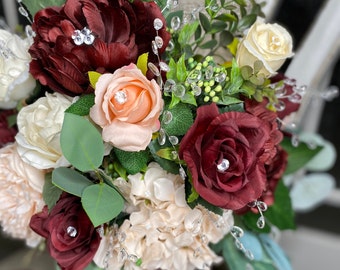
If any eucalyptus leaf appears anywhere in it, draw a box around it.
[52,167,93,197]
[22,0,65,17]
[219,30,234,47]
[60,113,104,172]
[238,14,257,31]
[82,183,124,227]
[199,39,218,50]
[199,12,211,32]
[43,173,63,212]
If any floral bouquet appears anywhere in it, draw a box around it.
[0,0,336,269]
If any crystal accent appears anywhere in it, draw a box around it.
[162,110,173,124]
[192,85,202,96]
[66,226,77,237]
[128,254,138,262]
[151,40,159,55]
[173,84,186,97]
[274,84,287,97]
[215,72,226,83]
[288,93,302,103]
[153,18,163,30]
[171,16,181,31]
[169,136,179,145]
[187,69,202,84]
[205,66,214,80]
[148,62,160,76]
[217,159,230,172]
[119,248,128,262]
[18,6,29,17]
[114,90,127,104]
[164,79,176,92]
[155,36,164,48]
[72,27,95,46]
[231,226,244,238]
[274,100,286,111]
[194,247,201,257]
[159,62,170,72]
[291,134,299,147]
[179,167,187,179]
[320,86,339,101]
[256,216,266,229]
[158,128,166,145]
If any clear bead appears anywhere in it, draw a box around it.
[205,66,214,80]
[217,159,230,172]
[164,79,176,92]
[256,216,266,229]
[320,86,339,101]
[159,62,170,72]
[187,69,202,84]
[179,167,187,179]
[114,90,127,104]
[67,226,77,237]
[215,72,226,83]
[169,136,179,145]
[84,34,95,45]
[166,40,175,51]
[18,6,29,17]
[128,254,138,263]
[194,247,201,258]
[171,16,181,31]
[235,239,244,250]
[274,100,286,111]
[173,84,186,97]
[291,134,299,147]
[117,232,126,243]
[231,226,244,238]
[192,85,202,96]
[153,18,163,30]
[256,201,268,212]
[119,248,128,262]
[293,85,307,95]
[158,128,166,145]
[151,40,159,55]
[275,85,287,97]
[288,93,302,103]
[171,151,178,159]
[155,36,164,48]
[72,30,84,45]
[148,62,160,76]
[162,110,173,124]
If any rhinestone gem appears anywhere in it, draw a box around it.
[155,36,164,48]
[171,16,181,31]
[217,158,230,172]
[153,18,163,30]
[159,62,170,72]
[164,79,176,92]
[114,90,127,104]
[162,110,173,124]
[148,62,160,76]
[67,226,77,237]
[72,30,84,45]
[173,84,186,97]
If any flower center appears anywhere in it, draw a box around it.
[67,226,78,238]
[270,35,281,50]
[72,27,95,46]
[217,159,230,172]
[114,90,128,104]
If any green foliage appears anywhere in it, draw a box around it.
[281,138,323,175]
[162,103,194,136]
[60,113,104,172]
[52,167,93,197]
[82,183,124,227]
[22,0,65,17]
[113,148,149,175]
[43,173,63,212]
[65,94,95,116]
[149,140,180,174]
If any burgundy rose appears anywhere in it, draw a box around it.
[0,110,17,147]
[29,0,170,96]
[30,193,100,270]
[179,103,272,211]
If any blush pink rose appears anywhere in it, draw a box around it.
[90,64,163,151]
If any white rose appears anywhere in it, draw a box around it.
[236,18,294,77]
[0,143,45,247]
[15,92,73,169]
[0,29,36,109]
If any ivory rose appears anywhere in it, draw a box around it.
[236,18,294,77]
[0,143,45,247]
[15,92,72,169]
[0,29,36,109]
[90,64,163,151]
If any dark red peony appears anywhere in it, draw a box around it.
[29,0,170,96]
[179,103,272,211]
[0,110,17,147]
[30,193,100,270]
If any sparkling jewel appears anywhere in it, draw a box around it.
[72,27,95,46]
[159,62,170,72]
[169,135,179,145]
[152,40,159,55]
[148,62,160,76]
[256,216,266,229]
[192,85,202,96]
[320,86,339,101]
[274,100,286,111]
[205,66,214,80]
[153,18,163,31]
[66,226,77,237]
[187,69,202,83]
[217,158,230,172]
[179,166,187,179]
[158,128,166,145]
[171,16,181,31]
[215,72,226,83]
[114,90,127,104]
[173,84,186,97]
[154,36,164,48]
[164,79,176,92]
[231,226,244,238]
[162,110,173,124]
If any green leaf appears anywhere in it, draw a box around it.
[22,0,65,16]
[176,54,187,82]
[281,138,323,175]
[199,39,218,49]
[113,148,149,175]
[162,102,194,136]
[215,13,237,22]
[238,14,257,31]
[88,71,102,88]
[219,96,242,106]
[60,113,104,172]
[178,21,199,46]
[82,183,124,227]
[65,94,95,116]
[210,21,228,34]
[219,30,234,47]
[43,173,63,212]
[149,140,180,174]
[52,167,93,197]
[199,12,211,32]
[167,58,177,80]
[265,180,296,230]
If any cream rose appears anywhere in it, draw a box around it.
[236,18,294,77]
[0,143,45,247]
[0,29,36,109]
[15,92,73,169]
[90,64,163,152]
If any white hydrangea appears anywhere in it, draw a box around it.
[94,163,234,270]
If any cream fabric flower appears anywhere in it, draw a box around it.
[0,29,36,109]
[0,143,45,247]
[94,163,234,270]
[15,92,72,169]
[236,18,294,77]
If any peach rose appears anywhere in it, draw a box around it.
[90,64,163,151]
[0,143,45,247]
